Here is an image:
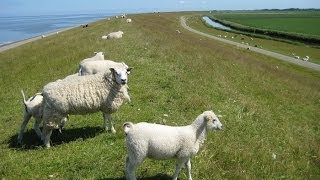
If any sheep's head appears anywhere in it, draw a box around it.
[204,111,222,130]
[110,67,132,85]
[94,52,105,60]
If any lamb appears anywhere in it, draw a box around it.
[126,18,132,23]
[105,31,124,39]
[17,90,67,144]
[123,110,223,180]
[41,67,132,148]
[79,52,105,65]
[79,60,130,76]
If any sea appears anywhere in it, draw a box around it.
[0,13,118,46]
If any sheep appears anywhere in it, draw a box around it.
[17,90,68,144]
[123,110,223,180]
[79,60,130,76]
[302,56,309,61]
[105,31,124,39]
[126,18,132,23]
[79,52,105,65]
[41,67,132,148]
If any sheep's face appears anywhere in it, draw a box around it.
[110,68,132,85]
[94,52,104,59]
[204,111,223,130]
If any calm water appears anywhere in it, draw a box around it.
[202,16,231,30]
[0,13,117,46]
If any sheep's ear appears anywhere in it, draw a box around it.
[205,114,213,121]
[94,52,97,54]
[109,68,115,73]
[127,67,133,73]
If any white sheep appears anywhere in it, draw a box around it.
[79,60,130,76]
[79,52,105,65]
[41,67,132,148]
[17,90,67,144]
[123,110,223,180]
[126,18,132,23]
[105,31,124,39]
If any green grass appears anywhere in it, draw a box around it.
[0,12,320,179]
[212,11,320,37]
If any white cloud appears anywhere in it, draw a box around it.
[179,1,185,4]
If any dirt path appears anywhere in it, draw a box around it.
[180,16,320,71]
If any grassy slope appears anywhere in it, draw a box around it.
[0,12,320,179]
[196,14,320,64]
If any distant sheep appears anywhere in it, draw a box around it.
[105,31,124,39]
[126,18,132,23]
[17,90,67,144]
[41,67,132,148]
[79,60,130,76]
[123,110,223,180]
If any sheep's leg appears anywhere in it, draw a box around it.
[125,156,143,180]
[185,159,192,180]
[42,125,52,148]
[103,113,116,133]
[33,117,42,139]
[17,111,32,144]
[172,158,189,180]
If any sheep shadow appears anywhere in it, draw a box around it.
[7,126,104,150]
[100,173,172,180]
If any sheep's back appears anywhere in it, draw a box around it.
[43,74,109,114]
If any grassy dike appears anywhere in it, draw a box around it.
[0,12,319,179]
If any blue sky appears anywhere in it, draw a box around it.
[1,0,319,16]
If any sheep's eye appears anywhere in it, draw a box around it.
[213,119,217,122]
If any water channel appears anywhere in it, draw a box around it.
[202,16,231,30]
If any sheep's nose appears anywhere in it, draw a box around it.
[121,79,127,84]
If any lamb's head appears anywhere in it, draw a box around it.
[110,67,132,85]
[203,110,223,130]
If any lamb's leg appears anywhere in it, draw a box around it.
[185,159,192,180]
[42,125,52,148]
[173,158,189,180]
[33,117,42,139]
[103,113,116,133]
[125,156,144,180]
[17,111,32,144]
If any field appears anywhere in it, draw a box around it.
[0,12,320,179]
[212,11,320,38]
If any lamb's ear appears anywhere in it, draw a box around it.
[109,68,115,73]
[123,122,133,135]
[205,114,213,121]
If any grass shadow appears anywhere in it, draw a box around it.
[6,126,104,150]
[100,173,172,180]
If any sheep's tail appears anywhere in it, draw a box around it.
[123,122,133,135]
[20,89,27,105]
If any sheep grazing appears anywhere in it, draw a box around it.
[105,31,124,39]
[41,67,132,148]
[302,56,309,61]
[79,52,105,65]
[123,110,223,180]
[126,18,132,23]
[17,90,67,144]
[79,60,130,76]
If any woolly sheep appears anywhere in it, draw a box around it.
[105,31,124,39]
[41,67,132,148]
[79,52,105,65]
[126,18,132,23]
[17,90,67,144]
[79,60,130,76]
[123,110,223,180]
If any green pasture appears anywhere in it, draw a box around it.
[0,12,319,179]
[212,12,320,37]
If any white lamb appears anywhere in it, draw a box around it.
[126,18,132,23]
[79,52,105,65]
[41,67,132,148]
[105,31,124,39]
[17,90,67,144]
[79,60,130,76]
[123,110,223,180]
